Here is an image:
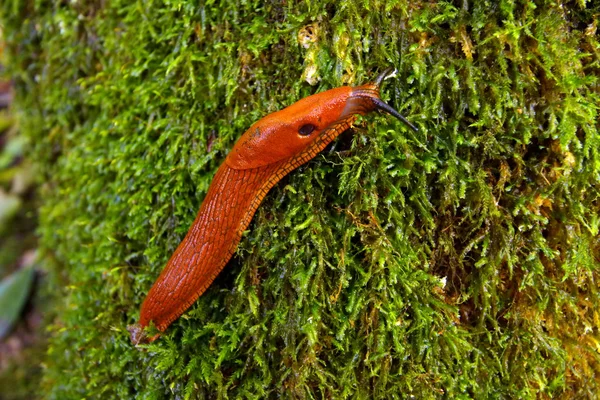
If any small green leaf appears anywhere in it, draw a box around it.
[0,266,35,339]
[0,135,25,170]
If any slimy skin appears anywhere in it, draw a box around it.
[128,69,417,344]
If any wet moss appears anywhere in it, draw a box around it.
[1,0,599,398]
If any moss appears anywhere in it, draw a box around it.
[1,0,599,398]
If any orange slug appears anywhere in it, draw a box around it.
[128,68,417,344]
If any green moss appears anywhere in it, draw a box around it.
[1,0,599,398]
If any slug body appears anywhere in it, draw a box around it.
[129,70,417,344]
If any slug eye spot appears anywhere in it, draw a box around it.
[298,123,316,136]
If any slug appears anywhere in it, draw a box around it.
[128,68,418,344]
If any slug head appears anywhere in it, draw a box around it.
[226,69,417,170]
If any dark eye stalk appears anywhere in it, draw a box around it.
[359,67,419,133]
[371,97,419,133]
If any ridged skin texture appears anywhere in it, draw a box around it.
[129,83,385,344]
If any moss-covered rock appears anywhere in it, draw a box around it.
[1,0,599,398]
